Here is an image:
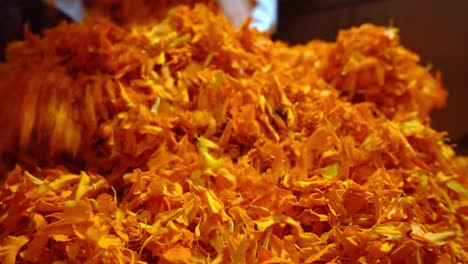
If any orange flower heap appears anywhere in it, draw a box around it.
[82,0,215,25]
[0,4,467,264]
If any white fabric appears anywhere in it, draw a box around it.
[49,0,85,22]
[250,0,278,32]
[50,0,277,32]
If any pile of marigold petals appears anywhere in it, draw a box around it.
[82,0,216,25]
[0,4,467,264]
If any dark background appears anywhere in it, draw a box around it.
[1,0,467,153]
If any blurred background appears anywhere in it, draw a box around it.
[1,0,467,153]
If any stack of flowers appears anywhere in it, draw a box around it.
[0,3,466,263]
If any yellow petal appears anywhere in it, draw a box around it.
[0,236,29,264]
[322,163,339,179]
